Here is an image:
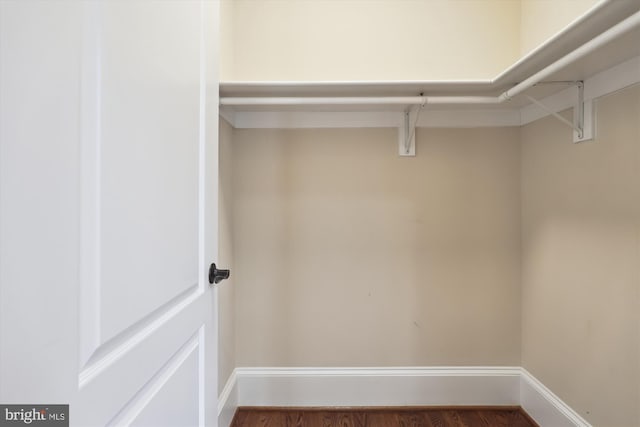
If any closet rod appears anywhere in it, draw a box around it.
[500,9,640,100]
[219,96,502,106]
[220,10,640,107]
[220,96,427,106]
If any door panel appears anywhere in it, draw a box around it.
[99,1,201,343]
[76,1,218,425]
[129,348,200,427]
[76,296,205,424]
[84,0,202,353]
[0,1,219,426]
[108,330,202,427]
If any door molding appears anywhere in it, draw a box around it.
[106,329,202,426]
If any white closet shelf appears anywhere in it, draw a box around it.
[220,0,640,114]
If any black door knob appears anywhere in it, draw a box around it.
[209,263,230,284]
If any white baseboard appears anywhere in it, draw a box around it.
[234,367,520,408]
[520,369,592,427]
[217,366,593,427]
[217,370,238,427]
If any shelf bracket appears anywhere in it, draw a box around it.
[572,81,595,143]
[524,81,594,143]
[399,98,426,156]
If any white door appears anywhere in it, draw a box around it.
[0,1,221,426]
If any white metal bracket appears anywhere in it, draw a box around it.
[525,81,595,143]
[399,109,416,156]
[572,82,595,143]
[398,98,426,156]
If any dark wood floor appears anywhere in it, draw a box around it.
[231,407,538,427]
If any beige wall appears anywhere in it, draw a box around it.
[218,118,236,394]
[220,79,639,427]
[232,127,522,367]
[520,85,640,427]
[221,0,610,81]
[519,0,600,56]
[220,0,234,83]
[222,0,520,81]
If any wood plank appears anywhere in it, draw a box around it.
[230,407,539,427]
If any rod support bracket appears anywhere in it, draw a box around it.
[399,109,416,156]
[398,97,425,157]
[525,81,595,144]
[573,81,595,143]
